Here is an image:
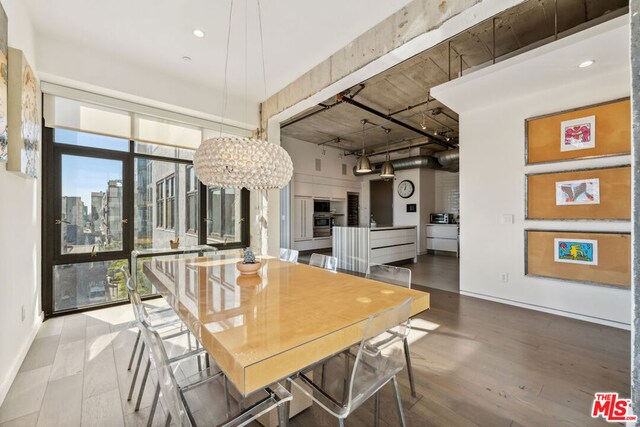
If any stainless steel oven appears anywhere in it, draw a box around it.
[313,215,331,228]
[313,214,331,238]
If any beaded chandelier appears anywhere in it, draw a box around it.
[194,136,293,189]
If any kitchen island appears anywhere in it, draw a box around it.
[333,225,417,273]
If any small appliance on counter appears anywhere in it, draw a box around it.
[430,213,456,224]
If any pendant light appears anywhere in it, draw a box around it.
[355,119,372,173]
[194,0,293,190]
[380,129,394,179]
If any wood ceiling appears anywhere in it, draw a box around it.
[281,0,628,157]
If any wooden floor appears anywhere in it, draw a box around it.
[0,287,629,426]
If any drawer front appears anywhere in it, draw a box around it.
[370,228,416,248]
[427,237,458,252]
[426,225,458,239]
[371,243,416,264]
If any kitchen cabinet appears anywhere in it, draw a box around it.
[294,196,313,241]
[426,224,459,257]
[294,181,313,197]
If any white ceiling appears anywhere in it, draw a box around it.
[24,0,413,106]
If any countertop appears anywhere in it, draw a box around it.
[334,225,417,231]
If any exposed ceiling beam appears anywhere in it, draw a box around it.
[338,93,457,149]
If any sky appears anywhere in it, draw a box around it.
[61,155,122,209]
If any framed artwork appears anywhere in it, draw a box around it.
[7,47,39,178]
[526,165,630,220]
[553,238,597,265]
[0,3,7,162]
[560,115,595,152]
[525,230,630,288]
[526,98,630,164]
[555,178,600,206]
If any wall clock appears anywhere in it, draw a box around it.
[398,180,415,198]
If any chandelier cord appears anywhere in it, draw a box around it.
[219,0,235,137]
[244,0,248,127]
[257,0,268,137]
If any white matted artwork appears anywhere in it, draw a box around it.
[560,115,595,152]
[7,47,39,178]
[553,238,598,266]
[555,178,600,205]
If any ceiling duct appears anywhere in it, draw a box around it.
[353,149,459,176]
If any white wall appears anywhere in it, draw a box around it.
[281,136,358,182]
[433,17,631,328]
[0,0,41,405]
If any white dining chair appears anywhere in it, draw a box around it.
[279,248,299,263]
[366,263,417,398]
[309,253,338,272]
[289,298,412,427]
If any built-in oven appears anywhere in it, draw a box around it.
[313,214,332,238]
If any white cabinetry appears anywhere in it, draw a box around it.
[294,196,313,242]
[426,224,459,256]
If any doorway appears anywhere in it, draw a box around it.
[369,179,393,227]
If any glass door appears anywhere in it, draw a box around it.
[51,145,131,313]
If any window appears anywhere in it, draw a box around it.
[156,181,164,228]
[43,127,250,317]
[186,166,198,234]
[207,187,241,245]
[155,175,175,230]
[165,175,175,230]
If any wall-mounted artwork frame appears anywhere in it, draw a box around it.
[525,98,630,164]
[525,230,630,288]
[0,3,7,162]
[7,47,39,178]
[526,165,630,220]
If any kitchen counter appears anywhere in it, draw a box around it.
[333,226,417,273]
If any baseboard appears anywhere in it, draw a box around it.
[459,290,630,330]
[0,311,44,406]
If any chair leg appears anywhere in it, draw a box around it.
[392,376,407,427]
[338,418,346,427]
[128,342,146,401]
[374,391,380,427]
[135,359,151,411]
[164,413,171,427]
[223,375,231,418]
[403,338,417,398]
[196,340,202,372]
[280,380,292,427]
[128,329,141,371]
[147,384,160,427]
[321,362,326,388]
[342,353,350,403]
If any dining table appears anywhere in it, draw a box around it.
[142,253,430,421]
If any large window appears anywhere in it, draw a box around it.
[43,128,250,317]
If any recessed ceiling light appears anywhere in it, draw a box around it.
[182,56,192,63]
[578,60,595,68]
[193,29,205,38]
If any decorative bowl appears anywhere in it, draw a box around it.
[236,261,262,276]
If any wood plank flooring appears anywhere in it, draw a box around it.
[0,287,629,426]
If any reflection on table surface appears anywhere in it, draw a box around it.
[143,254,430,395]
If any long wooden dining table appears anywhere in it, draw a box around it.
[143,254,430,400]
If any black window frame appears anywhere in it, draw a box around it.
[42,125,250,319]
